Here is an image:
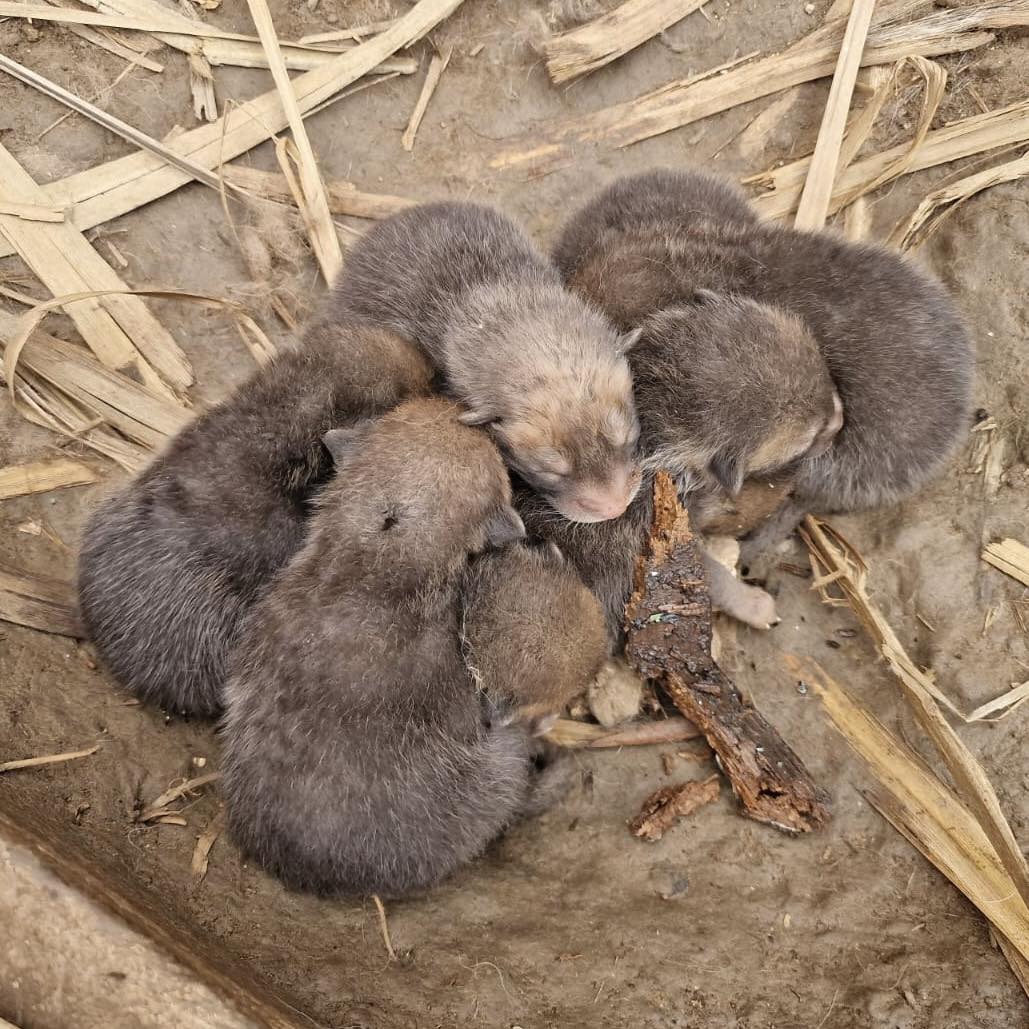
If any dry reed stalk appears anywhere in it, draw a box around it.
[221,164,413,219]
[0,458,97,500]
[401,45,453,152]
[831,54,947,211]
[787,655,1029,976]
[489,0,1022,171]
[188,44,219,123]
[0,359,150,471]
[248,0,343,284]
[0,0,418,74]
[3,287,270,419]
[0,55,244,197]
[800,516,1029,910]
[0,200,65,223]
[748,97,1029,221]
[836,62,900,170]
[841,194,871,239]
[0,308,188,451]
[543,0,706,84]
[890,149,1029,249]
[0,745,100,773]
[0,143,192,400]
[0,562,82,636]
[372,895,397,961]
[41,3,166,72]
[299,21,395,44]
[11,0,464,248]
[794,0,878,231]
[982,538,1029,588]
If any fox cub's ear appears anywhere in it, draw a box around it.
[708,451,745,497]
[484,505,526,549]
[322,422,375,465]
[458,408,498,427]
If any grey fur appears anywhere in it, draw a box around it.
[461,542,609,724]
[554,168,974,513]
[220,399,566,898]
[332,201,642,523]
[77,318,431,718]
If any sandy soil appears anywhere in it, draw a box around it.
[1,1,1028,1026]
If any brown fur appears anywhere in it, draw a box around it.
[553,168,973,515]
[461,542,609,725]
[221,399,563,898]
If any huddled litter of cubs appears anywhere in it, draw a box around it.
[76,169,973,898]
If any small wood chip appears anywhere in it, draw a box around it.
[138,772,221,822]
[983,539,1029,588]
[630,774,720,841]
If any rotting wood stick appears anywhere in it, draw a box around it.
[630,774,720,841]
[624,473,830,833]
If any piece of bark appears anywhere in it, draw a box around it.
[630,774,720,841]
[624,472,830,833]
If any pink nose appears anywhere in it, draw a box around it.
[575,491,631,520]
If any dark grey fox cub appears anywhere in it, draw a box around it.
[77,318,431,717]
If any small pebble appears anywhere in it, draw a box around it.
[804,2,815,12]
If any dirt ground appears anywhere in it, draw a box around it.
[2,1,1028,1026]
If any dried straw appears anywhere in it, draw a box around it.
[982,538,1029,588]
[222,164,413,219]
[0,458,98,500]
[788,656,1029,978]
[801,517,1029,910]
[0,745,100,773]
[248,0,343,284]
[749,96,1029,221]
[0,142,192,400]
[543,0,706,84]
[0,562,82,636]
[891,149,1029,249]
[402,46,453,152]
[6,0,465,252]
[489,0,1023,171]
[794,0,878,231]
